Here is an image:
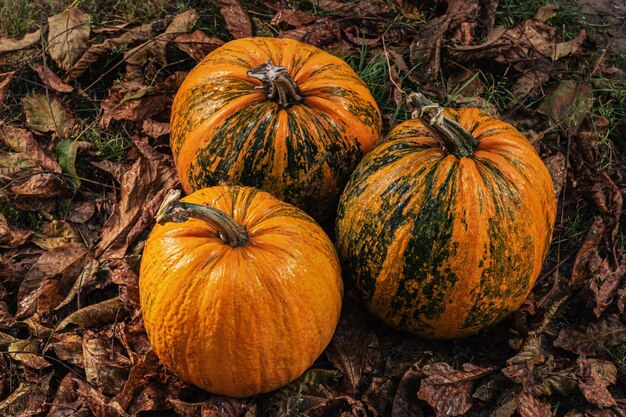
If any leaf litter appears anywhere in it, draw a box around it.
[0,0,624,415]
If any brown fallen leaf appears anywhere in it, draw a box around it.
[0,213,31,249]
[173,30,224,62]
[512,67,552,101]
[74,377,131,417]
[8,173,71,201]
[47,7,91,72]
[16,242,89,319]
[410,16,448,80]
[96,157,178,259]
[325,302,381,394]
[362,376,397,416]
[8,338,51,369]
[0,123,62,173]
[0,71,14,104]
[67,21,155,80]
[22,93,78,137]
[502,333,544,382]
[0,372,53,417]
[57,297,124,331]
[535,4,559,21]
[124,9,198,83]
[32,64,74,93]
[538,80,593,136]
[31,220,80,250]
[417,362,497,417]
[218,0,253,39]
[46,372,88,417]
[0,28,42,54]
[170,397,251,417]
[554,314,626,356]
[281,17,337,47]
[271,7,316,28]
[127,384,166,415]
[543,152,567,198]
[141,119,170,139]
[571,217,606,284]
[49,332,84,366]
[83,331,131,396]
[108,259,140,313]
[112,350,159,410]
[392,363,425,417]
[54,258,101,311]
[576,356,617,408]
[515,388,551,417]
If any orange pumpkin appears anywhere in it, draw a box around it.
[139,186,343,397]
[336,93,556,339]
[170,37,381,222]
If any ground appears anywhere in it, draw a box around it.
[0,0,625,416]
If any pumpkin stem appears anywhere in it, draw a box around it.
[155,189,249,248]
[247,61,302,107]
[406,93,478,158]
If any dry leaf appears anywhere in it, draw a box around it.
[8,338,51,369]
[57,297,124,331]
[571,217,605,284]
[502,334,544,381]
[74,377,131,417]
[50,332,84,366]
[0,123,61,172]
[515,389,551,417]
[576,357,617,408]
[173,30,224,61]
[16,242,89,319]
[535,5,559,21]
[22,93,78,136]
[33,64,74,93]
[554,314,626,356]
[0,71,14,104]
[67,200,96,223]
[47,8,91,72]
[0,372,53,417]
[0,213,31,249]
[112,351,159,409]
[31,220,80,250]
[67,21,155,79]
[141,119,170,139]
[512,67,551,101]
[325,303,381,393]
[96,157,178,259]
[8,172,71,199]
[392,363,425,417]
[218,0,253,39]
[0,28,42,54]
[271,8,316,28]
[417,362,497,416]
[46,372,87,417]
[543,152,567,198]
[281,17,336,47]
[83,331,131,396]
[538,80,593,136]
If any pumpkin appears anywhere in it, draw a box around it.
[336,93,556,339]
[139,186,343,397]
[170,37,381,222]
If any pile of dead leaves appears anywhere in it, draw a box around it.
[0,0,624,416]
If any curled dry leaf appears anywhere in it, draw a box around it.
[55,258,101,310]
[502,333,545,381]
[515,389,552,417]
[535,4,560,21]
[124,10,198,83]
[417,362,497,417]
[67,21,155,80]
[218,0,253,39]
[392,363,425,417]
[570,217,605,284]
[554,314,626,356]
[57,297,124,331]
[108,259,140,312]
[0,28,42,54]
[46,372,87,417]
[33,64,73,93]
[112,350,159,410]
[173,30,224,62]
[74,377,131,417]
[0,71,14,104]
[576,357,617,408]
[16,242,89,319]
[0,123,61,173]
[96,156,178,259]
[47,7,91,72]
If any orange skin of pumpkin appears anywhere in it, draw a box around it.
[139,186,343,397]
[337,108,557,339]
[170,37,381,222]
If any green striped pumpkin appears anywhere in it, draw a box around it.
[336,94,556,339]
[170,37,381,222]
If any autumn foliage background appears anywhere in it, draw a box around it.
[0,0,625,416]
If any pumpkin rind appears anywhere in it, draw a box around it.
[140,186,343,397]
[336,107,556,339]
[170,37,381,222]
